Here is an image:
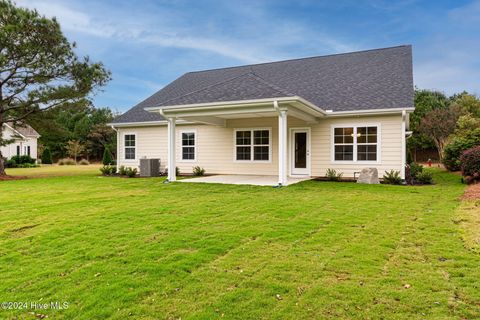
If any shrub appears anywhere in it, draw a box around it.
[11,155,35,165]
[41,148,53,164]
[58,158,76,165]
[416,170,434,185]
[102,147,113,165]
[5,159,17,168]
[325,168,343,181]
[118,165,127,176]
[383,170,402,185]
[125,167,137,178]
[193,166,205,176]
[460,146,480,183]
[79,159,90,165]
[443,128,480,171]
[100,165,116,175]
[409,162,424,179]
[165,166,180,176]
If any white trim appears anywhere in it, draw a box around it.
[401,110,407,179]
[122,132,137,161]
[277,109,288,185]
[107,120,193,127]
[3,123,27,139]
[289,127,311,176]
[326,107,415,117]
[167,118,176,182]
[233,127,272,163]
[178,129,197,163]
[330,123,382,164]
[146,96,326,115]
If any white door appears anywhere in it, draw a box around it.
[290,128,310,176]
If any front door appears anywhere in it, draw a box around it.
[291,128,310,176]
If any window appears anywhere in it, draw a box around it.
[16,145,20,156]
[124,134,136,160]
[333,125,379,162]
[181,132,196,161]
[235,129,270,161]
[27,146,31,156]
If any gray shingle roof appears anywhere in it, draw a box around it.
[6,122,40,137]
[112,45,413,124]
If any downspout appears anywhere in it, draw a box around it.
[111,125,119,172]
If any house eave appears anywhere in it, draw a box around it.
[325,107,415,117]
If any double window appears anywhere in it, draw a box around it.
[333,125,379,162]
[124,134,136,160]
[181,132,196,161]
[235,129,270,161]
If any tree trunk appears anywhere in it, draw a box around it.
[0,150,6,176]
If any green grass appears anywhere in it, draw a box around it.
[6,164,102,178]
[0,168,479,319]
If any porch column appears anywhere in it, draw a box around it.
[167,117,176,182]
[278,110,288,186]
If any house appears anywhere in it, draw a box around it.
[110,45,414,185]
[1,122,40,160]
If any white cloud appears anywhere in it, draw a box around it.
[15,0,357,64]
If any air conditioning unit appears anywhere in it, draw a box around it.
[139,158,160,177]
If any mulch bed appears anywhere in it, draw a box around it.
[0,175,28,181]
[461,183,480,201]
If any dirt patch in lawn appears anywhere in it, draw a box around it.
[461,183,480,200]
[0,175,27,181]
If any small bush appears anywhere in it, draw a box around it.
[41,148,53,164]
[100,165,116,176]
[460,146,480,184]
[325,168,343,181]
[443,129,480,171]
[416,170,434,185]
[5,159,17,168]
[58,158,76,165]
[165,166,180,176]
[79,159,90,165]
[383,170,402,185]
[125,167,138,178]
[102,147,113,165]
[409,163,424,179]
[118,165,127,176]
[193,166,205,176]
[11,155,35,165]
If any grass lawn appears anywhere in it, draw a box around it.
[6,164,102,178]
[0,168,479,319]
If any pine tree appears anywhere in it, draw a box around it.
[102,147,113,165]
[41,148,53,164]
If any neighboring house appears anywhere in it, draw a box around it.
[110,45,414,185]
[1,122,40,160]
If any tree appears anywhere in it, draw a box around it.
[408,89,450,161]
[41,147,53,164]
[0,0,111,175]
[450,93,480,118]
[102,147,113,165]
[66,140,85,163]
[418,106,461,161]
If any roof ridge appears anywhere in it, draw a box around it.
[157,71,253,107]
[185,45,411,75]
[158,71,290,107]
[248,71,294,96]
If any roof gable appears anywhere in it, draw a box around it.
[113,45,413,124]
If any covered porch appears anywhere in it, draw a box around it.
[145,96,325,186]
[179,174,311,186]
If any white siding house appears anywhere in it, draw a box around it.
[1,123,40,160]
[110,45,414,185]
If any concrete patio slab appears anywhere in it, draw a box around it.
[179,175,311,186]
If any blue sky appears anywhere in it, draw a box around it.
[17,0,480,113]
